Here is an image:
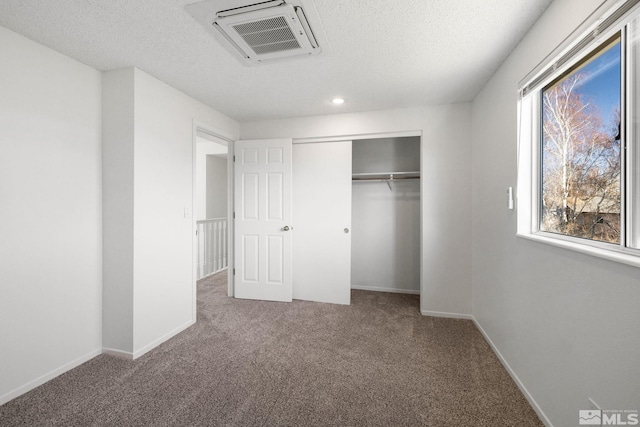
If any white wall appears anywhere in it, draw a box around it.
[351,138,421,294]
[103,68,239,358]
[102,68,135,354]
[206,155,228,219]
[195,137,228,221]
[471,0,640,425]
[132,68,238,355]
[0,24,239,397]
[351,180,420,293]
[241,104,473,316]
[0,27,102,403]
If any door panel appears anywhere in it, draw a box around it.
[234,139,292,302]
[292,141,352,305]
[266,235,284,284]
[267,173,283,219]
[242,174,259,220]
[242,235,259,283]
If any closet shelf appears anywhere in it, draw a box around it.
[351,171,420,181]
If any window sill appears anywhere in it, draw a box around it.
[516,232,640,269]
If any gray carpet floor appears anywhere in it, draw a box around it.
[0,271,542,426]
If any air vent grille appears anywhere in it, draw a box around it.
[233,16,288,34]
[232,17,301,55]
[187,1,323,64]
[241,27,295,46]
[253,40,301,55]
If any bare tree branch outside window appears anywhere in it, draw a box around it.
[540,36,622,244]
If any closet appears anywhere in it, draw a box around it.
[350,136,421,295]
[238,135,421,305]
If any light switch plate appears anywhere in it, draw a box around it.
[507,187,514,210]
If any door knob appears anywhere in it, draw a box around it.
[282,225,290,231]
[344,228,350,234]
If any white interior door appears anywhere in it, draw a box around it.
[293,141,352,305]
[234,139,292,302]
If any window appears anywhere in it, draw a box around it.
[540,35,622,243]
[517,0,640,265]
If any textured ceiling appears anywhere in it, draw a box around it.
[0,0,553,122]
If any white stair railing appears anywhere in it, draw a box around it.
[196,218,228,280]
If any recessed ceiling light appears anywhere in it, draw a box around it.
[332,97,345,105]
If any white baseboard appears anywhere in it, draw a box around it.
[102,347,134,360]
[351,285,420,295]
[103,319,195,360]
[0,348,101,406]
[420,309,474,320]
[132,319,195,360]
[0,321,197,405]
[198,267,228,282]
[471,317,553,427]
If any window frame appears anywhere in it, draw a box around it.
[517,0,640,268]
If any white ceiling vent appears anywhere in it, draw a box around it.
[187,0,322,65]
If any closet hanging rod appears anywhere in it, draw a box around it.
[351,176,420,181]
[351,171,420,181]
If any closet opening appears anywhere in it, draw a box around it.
[351,136,421,296]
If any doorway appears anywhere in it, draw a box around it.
[193,123,234,299]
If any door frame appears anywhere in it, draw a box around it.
[192,120,236,314]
